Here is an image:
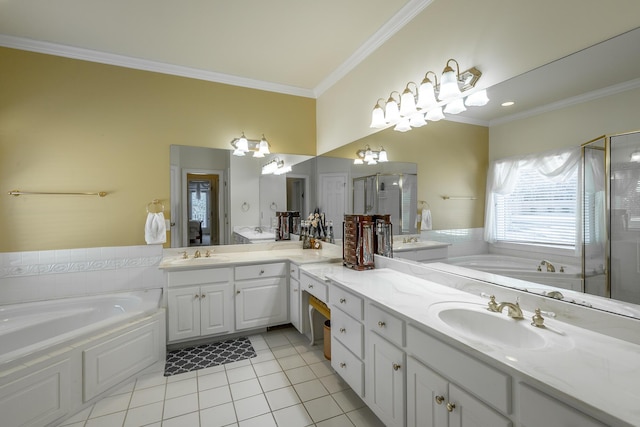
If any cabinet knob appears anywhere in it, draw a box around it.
[339,298,346,304]
[236,290,241,294]
[339,327,346,333]
[435,395,445,405]
[339,362,346,368]
[446,402,456,413]
[392,363,401,371]
[378,321,386,328]
[308,284,314,289]
[201,294,205,298]
[194,294,199,299]
[293,288,298,292]
[260,269,265,275]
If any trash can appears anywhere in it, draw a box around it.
[323,320,331,360]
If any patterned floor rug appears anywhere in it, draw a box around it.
[164,337,256,376]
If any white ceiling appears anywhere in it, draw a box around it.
[1,0,639,125]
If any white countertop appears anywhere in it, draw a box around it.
[391,239,450,252]
[324,267,640,426]
[159,241,343,270]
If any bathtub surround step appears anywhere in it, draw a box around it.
[164,337,256,376]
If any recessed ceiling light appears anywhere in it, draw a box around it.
[501,101,515,107]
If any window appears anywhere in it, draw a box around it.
[485,147,580,248]
[494,167,577,246]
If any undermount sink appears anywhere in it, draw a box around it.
[432,303,547,350]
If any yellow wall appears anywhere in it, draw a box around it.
[326,120,489,230]
[0,47,316,252]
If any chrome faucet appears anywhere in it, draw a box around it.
[539,260,556,272]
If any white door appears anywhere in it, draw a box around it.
[319,173,348,241]
[407,357,449,427]
[289,277,301,332]
[448,384,511,427]
[367,332,405,427]
[201,283,233,336]
[167,286,200,342]
[235,278,287,330]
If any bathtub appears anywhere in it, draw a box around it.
[0,289,166,427]
[444,254,583,291]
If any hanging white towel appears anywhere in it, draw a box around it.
[420,209,432,231]
[145,212,167,244]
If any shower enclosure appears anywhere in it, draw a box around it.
[352,173,418,235]
[582,130,640,303]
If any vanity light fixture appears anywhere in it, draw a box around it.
[369,58,488,132]
[261,157,290,175]
[353,145,389,165]
[230,133,271,157]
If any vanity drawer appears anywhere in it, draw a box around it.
[330,286,364,321]
[331,336,364,397]
[331,308,364,358]
[235,262,286,280]
[301,272,328,302]
[407,324,511,414]
[367,303,405,347]
[289,263,300,281]
[168,268,231,287]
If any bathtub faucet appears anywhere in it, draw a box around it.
[539,260,556,272]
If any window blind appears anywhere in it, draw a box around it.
[494,167,577,247]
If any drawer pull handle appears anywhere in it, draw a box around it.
[446,402,456,413]
[339,328,346,333]
[308,284,314,288]
[378,321,386,328]
[260,269,265,274]
[201,294,206,298]
[194,294,200,299]
[339,362,346,368]
[236,290,241,294]
[392,363,401,371]
[435,395,445,405]
[340,298,346,304]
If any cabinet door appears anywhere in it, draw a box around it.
[201,283,233,336]
[167,286,201,342]
[448,384,511,427]
[407,357,449,427]
[235,277,287,330]
[290,277,301,332]
[367,332,405,427]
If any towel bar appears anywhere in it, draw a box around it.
[8,190,107,197]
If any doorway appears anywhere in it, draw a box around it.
[186,173,220,246]
[287,175,308,218]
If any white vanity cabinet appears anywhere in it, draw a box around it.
[329,284,365,397]
[234,262,288,330]
[289,263,302,332]
[167,268,234,342]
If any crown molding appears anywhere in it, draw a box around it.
[313,0,435,97]
[0,34,315,98]
[490,77,640,127]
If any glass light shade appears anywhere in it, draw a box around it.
[425,106,445,121]
[444,98,467,114]
[631,151,640,162]
[409,112,427,128]
[370,106,386,128]
[465,89,490,107]
[274,165,291,175]
[385,99,400,124]
[258,137,270,155]
[252,150,265,158]
[364,148,374,162]
[399,88,418,117]
[393,117,411,132]
[232,148,246,156]
[417,80,437,109]
[354,158,364,165]
[439,67,462,101]
[367,159,378,165]
[236,135,249,152]
[378,149,389,162]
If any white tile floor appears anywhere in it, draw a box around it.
[58,327,384,427]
